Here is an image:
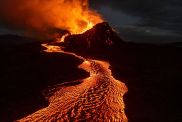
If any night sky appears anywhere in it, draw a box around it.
[91,0,182,43]
[1,0,182,43]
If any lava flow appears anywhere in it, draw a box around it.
[17,36,128,122]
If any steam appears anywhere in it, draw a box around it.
[0,0,102,38]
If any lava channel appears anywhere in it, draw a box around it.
[17,44,128,122]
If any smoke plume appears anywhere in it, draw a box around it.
[0,0,102,38]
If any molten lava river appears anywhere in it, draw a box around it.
[17,36,128,122]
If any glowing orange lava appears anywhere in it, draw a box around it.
[55,33,69,43]
[17,42,128,122]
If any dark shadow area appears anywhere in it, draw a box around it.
[110,44,182,122]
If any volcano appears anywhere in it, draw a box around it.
[63,22,123,49]
[60,22,125,59]
[1,22,182,122]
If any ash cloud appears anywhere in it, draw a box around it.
[0,0,101,38]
